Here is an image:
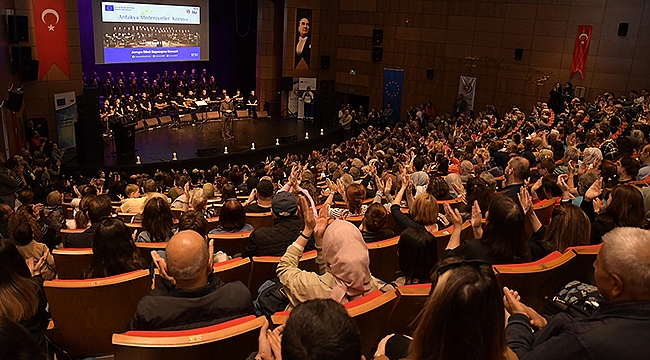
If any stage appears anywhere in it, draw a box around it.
[62,117,342,176]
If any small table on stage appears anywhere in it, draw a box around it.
[247,103,258,119]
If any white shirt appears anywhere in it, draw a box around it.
[296,36,308,55]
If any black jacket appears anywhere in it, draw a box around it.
[66,223,99,248]
[128,274,254,330]
[507,301,650,360]
[242,216,314,258]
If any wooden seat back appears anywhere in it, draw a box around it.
[248,251,317,298]
[433,221,472,262]
[136,242,168,266]
[386,207,409,235]
[213,257,251,285]
[384,284,431,336]
[494,250,597,313]
[533,197,557,225]
[565,244,601,286]
[205,217,220,232]
[52,248,94,279]
[60,228,86,247]
[367,236,399,283]
[208,231,252,256]
[44,270,152,358]
[245,212,274,229]
[170,208,183,220]
[437,197,464,215]
[112,315,264,360]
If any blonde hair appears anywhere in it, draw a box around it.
[191,188,208,211]
[410,193,438,226]
[125,184,140,197]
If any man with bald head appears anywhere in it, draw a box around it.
[128,230,254,330]
[504,227,650,359]
[500,156,529,200]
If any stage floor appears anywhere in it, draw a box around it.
[63,117,339,173]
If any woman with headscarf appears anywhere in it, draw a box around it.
[277,196,379,309]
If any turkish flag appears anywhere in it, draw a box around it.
[570,25,593,79]
[33,0,70,80]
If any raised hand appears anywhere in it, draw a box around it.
[470,200,483,229]
[584,178,603,201]
[152,250,175,285]
[313,203,330,249]
[444,202,463,228]
[517,186,533,214]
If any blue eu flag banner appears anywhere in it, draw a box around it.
[383,69,404,124]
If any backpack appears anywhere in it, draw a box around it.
[546,280,604,318]
[255,278,290,317]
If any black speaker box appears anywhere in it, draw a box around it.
[373,28,383,46]
[281,77,293,91]
[8,15,29,42]
[196,147,218,157]
[79,88,100,124]
[426,68,434,80]
[618,23,629,36]
[5,89,24,112]
[514,48,523,61]
[75,122,105,162]
[22,60,39,81]
[320,55,330,69]
[372,46,383,63]
[11,46,32,74]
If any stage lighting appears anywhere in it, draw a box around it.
[172,152,177,161]
[224,146,228,154]
[136,156,141,165]
[275,138,279,146]
[305,132,309,139]
[251,143,256,150]
[321,128,324,135]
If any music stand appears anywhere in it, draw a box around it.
[247,103,258,119]
[195,100,208,130]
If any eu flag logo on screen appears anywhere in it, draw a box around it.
[105,5,114,11]
[383,69,404,125]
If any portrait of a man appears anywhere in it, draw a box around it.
[294,9,312,69]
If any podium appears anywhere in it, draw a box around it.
[112,122,136,155]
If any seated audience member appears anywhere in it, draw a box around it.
[445,173,464,197]
[636,144,650,180]
[529,204,591,260]
[0,239,49,353]
[389,227,437,286]
[82,219,146,278]
[374,257,515,360]
[462,177,494,220]
[426,175,454,201]
[359,203,394,243]
[255,299,363,360]
[277,199,378,309]
[537,157,556,177]
[243,179,274,213]
[44,190,65,233]
[209,199,253,234]
[119,184,146,213]
[504,227,650,359]
[66,195,113,248]
[444,193,531,264]
[242,191,314,257]
[12,223,56,280]
[500,156,530,200]
[325,183,368,218]
[458,160,474,182]
[72,195,94,230]
[170,176,190,209]
[178,210,208,238]
[617,156,640,184]
[581,181,644,244]
[0,203,12,238]
[128,231,254,330]
[137,197,175,243]
[0,316,46,360]
[188,188,217,218]
[142,178,167,201]
[391,179,449,234]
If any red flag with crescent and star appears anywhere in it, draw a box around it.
[570,25,593,79]
[32,0,70,80]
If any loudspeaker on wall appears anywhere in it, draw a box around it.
[514,48,523,61]
[426,68,434,80]
[320,55,330,69]
[372,46,383,63]
[8,15,28,43]
[373,28,383,46]
[618,23,629,37]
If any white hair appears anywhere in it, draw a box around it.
[601,227,650,291]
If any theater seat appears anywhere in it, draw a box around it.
[213,257,251,285]
[208,231,252,256]
[566,243,601,285]
[59,228,86,247]
[245,212,274,229]
[494,250,597,313]
[205,217,220,232]
[52,248,94,279]
[248,250,317,297]
[433,221,472,262]
[367,236,399,283]
[384,284,431,336]
[271,290,397,358]
[136,242,168,267]
[533,197,558,225]
[112,315,264,360]
[44,270,152,358]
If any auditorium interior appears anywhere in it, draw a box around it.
[0,0,649,359]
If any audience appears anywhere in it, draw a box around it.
[128,230,254,330]
[243,180,274,213]
[359,202,394,243]
[136,197,175,243]
[66,195,113,248]
[82,219,146,279]
[209,199,253,234]
[12,222,56,280]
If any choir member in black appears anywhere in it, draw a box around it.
[141,71,149,84]
[142,79,152,98]
[113,97,125,122]
[162,82,171,97]
[129,71,137,83]
[118,71,126,83]
[185,90,199,121]
[177,80,187,97]
[152,79,161,97]
[200,89,211,101]
[154,92,168,116]
[162,71,170,86]
[180,70,188,85]
[105,71,114,86]
[201,69,208,83]
[171,71,180,92]
[128,79,138,97]
[189,79,199,94]
[170,92,184,124]
[103,78,114,98]
[189,68,198,83]
[100,99,114,134]
[126,95,140,120]
[220,95,235,139]
[207,76,218,97]
[115,79,126,97]
[247,90,259,118]
[139,93,152,119]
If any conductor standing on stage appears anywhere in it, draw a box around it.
[302,86,314,120]
[220,95,235,140]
